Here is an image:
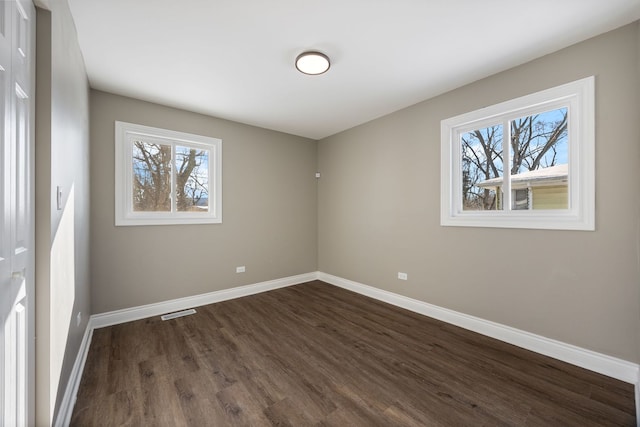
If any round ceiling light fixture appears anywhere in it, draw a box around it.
[295,51,330,75]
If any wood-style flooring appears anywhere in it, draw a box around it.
[71,280,636,426]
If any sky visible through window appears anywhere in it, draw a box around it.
[461,107,568,211]
[132,141,210,212]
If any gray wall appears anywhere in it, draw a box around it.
[90,91,318,314]
[35,1,91,424]
[318,23,640,363]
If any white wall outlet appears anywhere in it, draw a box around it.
[315,172,321,178]
[398,272,408,280]
[76,312,82,327]
[236,266,246,273]
[57,186,63,210]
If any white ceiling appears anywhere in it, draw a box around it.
[67,0,640,140]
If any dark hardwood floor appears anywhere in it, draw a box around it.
[71,280,636,426]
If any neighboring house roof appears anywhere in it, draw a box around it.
[476,164,568,189]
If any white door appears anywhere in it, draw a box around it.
[0,0,34,426]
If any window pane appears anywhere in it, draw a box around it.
[132,140,172,212]
[509,107,568,210]
[461,125,503,211]
[512,189,529,210]
[175,145,209,212]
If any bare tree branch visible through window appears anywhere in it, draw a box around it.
[461,107,568,210]
[132,141,209,212]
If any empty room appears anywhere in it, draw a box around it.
[2,0,640,425]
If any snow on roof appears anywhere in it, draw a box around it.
[476,164,568,188]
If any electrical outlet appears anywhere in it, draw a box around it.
[236,266,246,273]
[398,272,408,281]
[76,312,82,327]
[57,186,63,210]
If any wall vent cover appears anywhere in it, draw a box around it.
[161,309,196,321]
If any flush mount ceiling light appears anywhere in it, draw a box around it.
[295,51,330,75]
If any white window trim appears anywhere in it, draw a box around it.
[440,76,595,231]
[115,121,222,226]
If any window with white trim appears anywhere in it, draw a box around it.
[115,121,222,226]
[440,76,594,230]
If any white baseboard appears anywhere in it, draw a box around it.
[55,271,640,426]
[318,272,640,386]
[54,321,94,427]
[54,272,319,426]
[91,272,319,329]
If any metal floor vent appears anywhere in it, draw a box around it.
[161,308,196,321]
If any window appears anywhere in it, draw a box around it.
[115,121,222,226]
[440,76,594,230]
